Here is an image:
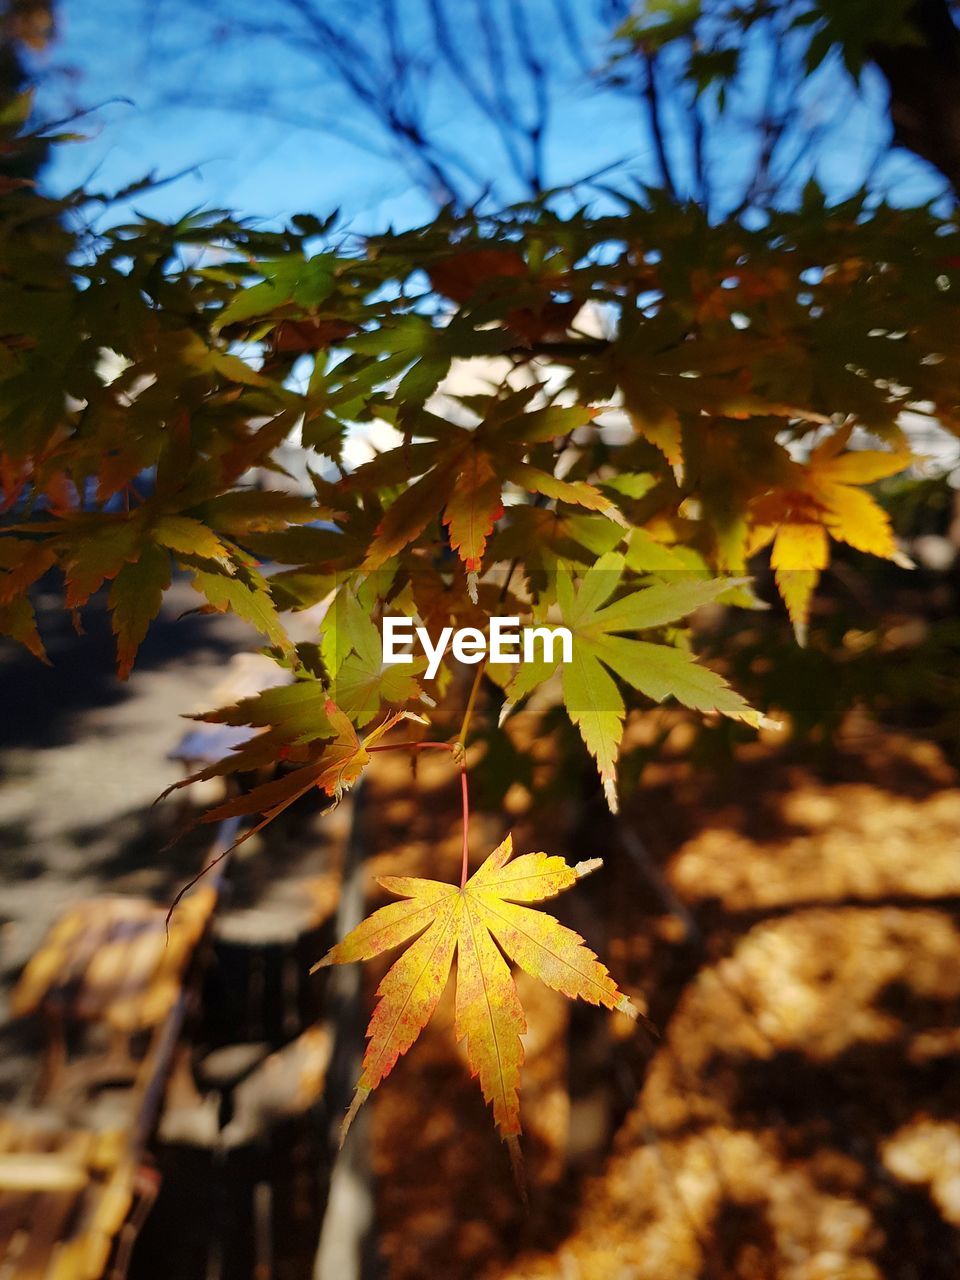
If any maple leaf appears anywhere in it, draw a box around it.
[190,552,294,657]
[0,595,48,662]
[151,514,232,567]
[442,448,504,575]
[0,536,57,607]
[631,404,683,470]
[313,834,638,1181]
[498,555,764,811]
[193,701,426,834]
[187,490,321,536]
[59,517,144,609]
[109,541,172,679]
[347,312,513,424]
[359,396,618,579]
[323,588,425,726]
[428,247,528,305]
[212,253,335,333]
[748,432,911,642]
[158,679,337,806]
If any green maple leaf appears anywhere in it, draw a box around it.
[349,312,513,421]
[158,680,338,804]
[109,541,172,679]
[152,514,232,567]
[500,553,763,811]
[194,679,333,740]
[323,588,425,726]
[213,254,335,332]
[191,554,293,656]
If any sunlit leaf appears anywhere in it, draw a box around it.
[314,834,637,1180]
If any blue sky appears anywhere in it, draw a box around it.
[29,0,947,233]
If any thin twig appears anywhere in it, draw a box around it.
[642,50,678,200]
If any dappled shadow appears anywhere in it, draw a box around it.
[3,568,960,1277]
[729,1038,960,1146]
[350,717,960,1280]
[0,821,45,883]
[130,1117,328,1280]
[0,576,250,752]
[623,742,955,868]
[504,893,960,1280]
[703,1199,779,1280]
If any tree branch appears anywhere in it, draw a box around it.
[868,0,960,197]
[641,49,678,200]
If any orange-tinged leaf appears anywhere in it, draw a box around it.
[429,248,527,304]
[360,895,460,1090]
[362,463,457,571]
[747,436,910,636]
[62,519,143,608]
[0,537,56,606]
[361,705,430,748]
[314,880,458,968]
[198,757,337,826]
[442,448,503,573]
[192,702,424,831]
[0,595,48,663]
[199,699,367,826]
[475,894,634,1013]
[314,833,638,1175]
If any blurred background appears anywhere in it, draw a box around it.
[2,2,960,1278]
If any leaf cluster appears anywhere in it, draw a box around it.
[2,127,954,808]
[2,117,955,1168]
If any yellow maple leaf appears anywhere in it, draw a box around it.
[748,433,911,642]
[312,834,639,1182]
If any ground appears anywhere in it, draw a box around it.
[1,580,959,1279]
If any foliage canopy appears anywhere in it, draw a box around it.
[1,52,957,1151]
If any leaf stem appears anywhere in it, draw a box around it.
[457,662,486,748]
[459,766,471,889]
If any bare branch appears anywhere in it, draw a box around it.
[551,0,594,75]
[508,0,550,192]
[641,49,678,200]
[427,0,530,188]
[691,77,708,213]
[740,12,789,213]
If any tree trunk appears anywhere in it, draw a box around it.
[869,0,960,197]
